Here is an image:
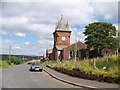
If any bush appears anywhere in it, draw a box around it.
[10,56,22,65]
[2,56,9,61]
[2,56,22,65]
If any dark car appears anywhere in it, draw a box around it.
[29,62,43,71]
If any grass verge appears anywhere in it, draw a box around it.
[0,60,10,68]
[46,55,119,83]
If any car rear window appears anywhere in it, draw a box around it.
[32,63,39,66]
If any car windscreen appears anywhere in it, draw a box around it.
[32,63,40,66]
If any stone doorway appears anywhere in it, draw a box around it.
[58,50,63,61]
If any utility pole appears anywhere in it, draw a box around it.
[117,30,119,56]
[9,45,11,65]
[38,55,39,60]
[38,51,39,60]
[22,53,24,62]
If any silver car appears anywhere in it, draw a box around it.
[30,62,43,71]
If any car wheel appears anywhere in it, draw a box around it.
[29,68,32,71]
[39,69,42,72]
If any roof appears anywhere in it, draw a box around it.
[55,15,71,31]
[64,41,87,50]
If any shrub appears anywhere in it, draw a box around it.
[10,56,22,65]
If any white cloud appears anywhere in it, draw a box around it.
[14,46,20,49]
[0,30,7,36]
[92,2,118,21]
[70,27,85,44]
[2,0,119,3]
[2,16,54,37]
[0,39,15,54]
[36,39,53,49]
[15,33,26,37]
[2,1,117,34]
[1,1,118,55]
[24,42,30,46]
[0,39,45,55]
[104,14,112,20]
[1,39,15,46]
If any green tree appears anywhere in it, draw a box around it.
[2,56,9,61]
[10,56,22,65]
[84,22,118,56]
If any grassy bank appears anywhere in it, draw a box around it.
[0,60,10,68]
[1,56,24,68]
[46,55,119,83]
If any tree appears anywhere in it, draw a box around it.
[2,56,9,61]
[10,56,22,65]
[83,22,118,56]
[2,56,22,65]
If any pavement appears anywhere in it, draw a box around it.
[43,66,119,90]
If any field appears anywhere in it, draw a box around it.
[46,55,119,83]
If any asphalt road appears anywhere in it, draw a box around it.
[2,64,81,88]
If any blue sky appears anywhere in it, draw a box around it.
[1,0,119,56]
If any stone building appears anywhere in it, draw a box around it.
[46,16,88,61]
[64,41,88,60]
[46,49,53,60]
[52,16,71,61]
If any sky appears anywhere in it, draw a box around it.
[1,0,119,56]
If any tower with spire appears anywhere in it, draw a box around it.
[53,16,72,61]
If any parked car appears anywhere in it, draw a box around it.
[29,62,43,71]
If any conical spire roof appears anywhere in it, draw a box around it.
[55,15,70,31]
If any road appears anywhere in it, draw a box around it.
[2,64,81,88]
